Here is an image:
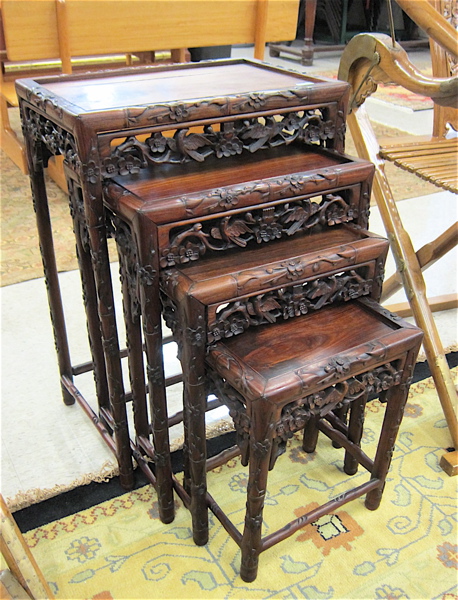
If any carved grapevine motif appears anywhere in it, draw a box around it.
[104,110,336,175]
[160,192,357,267]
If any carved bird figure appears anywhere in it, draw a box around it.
[172,129,211,162]
[211,216,253,247]
[247,295,281,323]
[282,203,315,235]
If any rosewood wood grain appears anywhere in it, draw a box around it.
[159,227,389,549]
[203,298,422,581]
[17,59,352,521]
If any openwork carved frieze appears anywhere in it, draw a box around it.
[22,106,78,170]
[278,362,401,440]
[160,192,358,267]
[209,268,373,343]
[103,110,339,176]
[207,360,402,464]
[108,213,141,321]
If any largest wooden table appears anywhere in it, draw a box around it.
[16,59,349,519]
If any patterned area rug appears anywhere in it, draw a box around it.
[373,84,434,111]
[24,370,457,600]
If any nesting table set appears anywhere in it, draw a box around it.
[17,59,422,581]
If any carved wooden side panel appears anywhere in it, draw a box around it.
[159,190,362,268]
[101,108,343,175]
[206,360,403,465]
[21,105,79,172]
[208,266,375,343]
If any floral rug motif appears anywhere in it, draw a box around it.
[24,370,458,599]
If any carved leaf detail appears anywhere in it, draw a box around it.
[210,227,223,240]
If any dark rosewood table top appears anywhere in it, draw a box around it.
[16,59,349,132]
[208,299,422,404]
[40,63,313,111]
[109,145,347,205]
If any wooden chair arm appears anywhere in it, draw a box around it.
[338,33,458,111]
[395,0,458,59]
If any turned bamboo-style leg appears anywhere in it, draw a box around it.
[181,399,192,496]
[89,223,134,489]
[23,126,74,407]
[115,225,149,441]
[344,391,369,475]
[80,171,134,491]
[302,414,320,453]
[240,402,279,582]
[136,219,174,524]
[365,383,408,510]
[348,108,458,468]
[67,179,110,414]
[365,349,418,510]
[179,296,208,545]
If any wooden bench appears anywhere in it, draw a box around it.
[1,0,300,180]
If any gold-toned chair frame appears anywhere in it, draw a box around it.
[338,0,458,475]
[0,495,54,599]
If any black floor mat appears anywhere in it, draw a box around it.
[14,352,458,533]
